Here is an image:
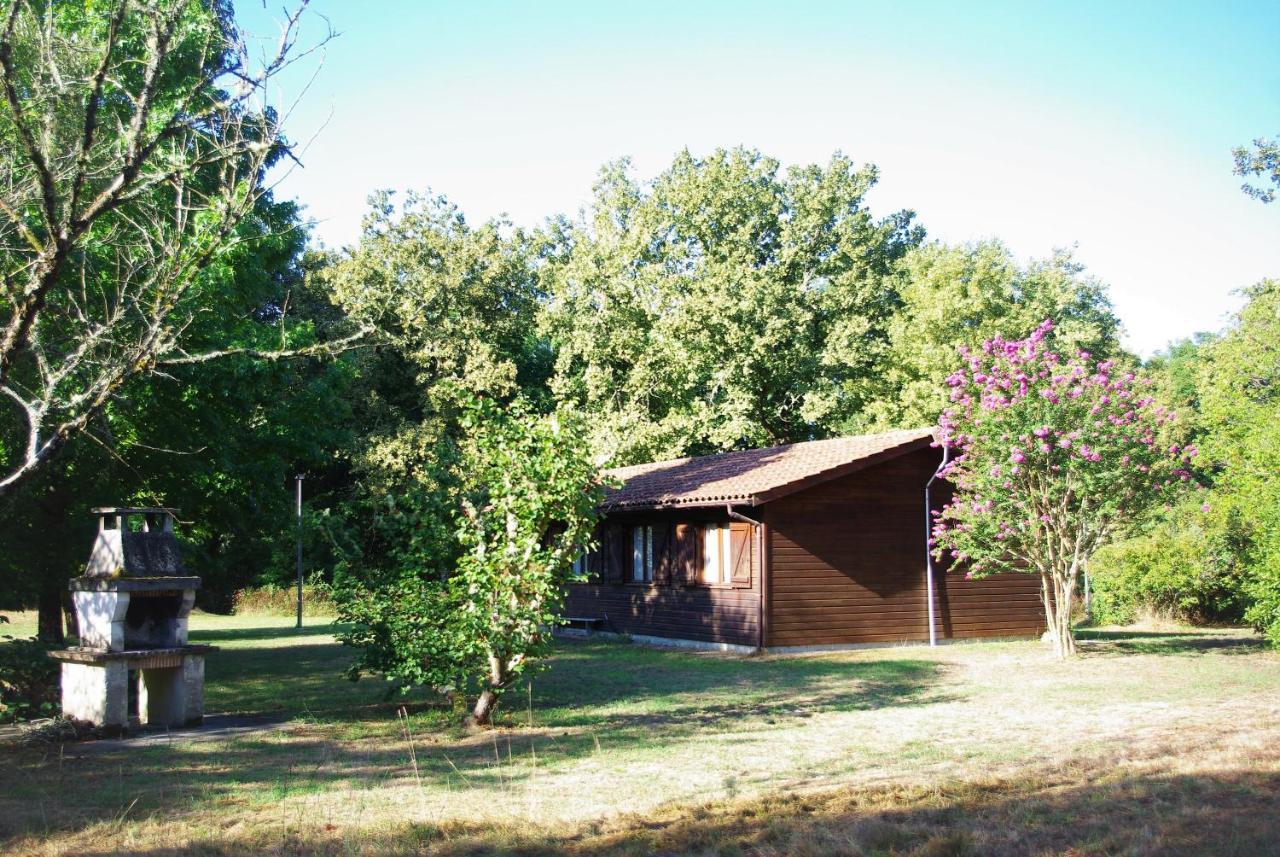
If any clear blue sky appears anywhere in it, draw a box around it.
[240,0,1280,356]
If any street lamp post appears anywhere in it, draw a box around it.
[295,474,304,629]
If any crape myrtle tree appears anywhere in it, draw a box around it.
[336,393,605,728]
[932,320,1195,658]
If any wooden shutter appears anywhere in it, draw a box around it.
[605,525,627,584]
[673,523,699,587]
[729,522,752,589]
[652,522,673,585]
[587,526,604,582]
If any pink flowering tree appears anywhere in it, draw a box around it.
[932,320,1195,658]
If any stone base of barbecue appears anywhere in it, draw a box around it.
[50,646,214,731]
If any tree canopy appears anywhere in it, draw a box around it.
[538,148,923,464]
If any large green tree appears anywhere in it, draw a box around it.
[864,241,1122,429]
[1196,279,1280,645]
[1233,137,1280,203]
[0,0,354,496]
[0,193,357,638]
[538,148,922,465]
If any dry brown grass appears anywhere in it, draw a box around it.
[1,617,1276,856]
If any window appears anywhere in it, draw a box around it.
[702,523,732,585]
[632,525,655,583]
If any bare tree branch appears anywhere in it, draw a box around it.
[0,0,355,496]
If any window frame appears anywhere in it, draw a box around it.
[699,522,734,587]
[630,524,656,584]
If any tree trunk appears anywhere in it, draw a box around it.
[37,586,65,643]
[468,689,498,728]
[1042,569,1078,659]
[465,653,508,728]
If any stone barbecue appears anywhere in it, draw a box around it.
[49,508,214,732]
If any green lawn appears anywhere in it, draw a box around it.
[0,613,1277,856]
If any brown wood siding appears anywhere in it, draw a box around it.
[564,511,763,647]
[766,447,1045,647]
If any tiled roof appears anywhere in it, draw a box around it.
[602,428,937,510]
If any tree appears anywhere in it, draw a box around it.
[864,241,1122,429]
[0,0,358,495]
[538,148,922,464]
[1233,137,1280,203]
[0,192,357,637]
[335,394,604,727]
[1196,279,1280,646]
[932,320,1194,658]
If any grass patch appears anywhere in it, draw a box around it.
[1,616,1276,855]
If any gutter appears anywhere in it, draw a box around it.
[923,445,950,647]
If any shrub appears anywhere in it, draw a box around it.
[231,583,336,616]
[1089,517,1248,627]
[0,630,60,723]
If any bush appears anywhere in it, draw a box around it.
[0,630,60,723]
[231,583,336,616]
[1090,518,1247,627]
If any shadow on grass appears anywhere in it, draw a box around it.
[61,765,1280,856]
[0,637,950,845]
[189,624,341,643]
[1076,628,1265,657]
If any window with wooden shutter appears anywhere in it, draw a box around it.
[631,525,659,583]
[728,522,752,588]
[702,523,731,585]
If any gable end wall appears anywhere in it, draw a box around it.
[764,447,1045,647]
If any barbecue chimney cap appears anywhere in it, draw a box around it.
[91,507,179,515]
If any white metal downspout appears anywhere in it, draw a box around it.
[924,445,950,647]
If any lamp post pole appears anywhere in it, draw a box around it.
[295,474,304,629]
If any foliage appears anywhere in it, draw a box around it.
[932,319,1194,657]
[867,241,1122,428]
[336,393,604,725]
[232,582,336,617]
[0,192,357,627]
[1233,137,1280,203]
[0,0,354,495]
[538,147,922,464]
[0,630,58,722]
[1195,279,1280,646]
[1089,503,1249,626]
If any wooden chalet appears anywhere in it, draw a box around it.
[564,428,1045,651]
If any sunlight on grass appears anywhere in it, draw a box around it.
[1,615,1276,856]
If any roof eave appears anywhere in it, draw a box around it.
[599,433,939,514]
[599,496,759,513]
